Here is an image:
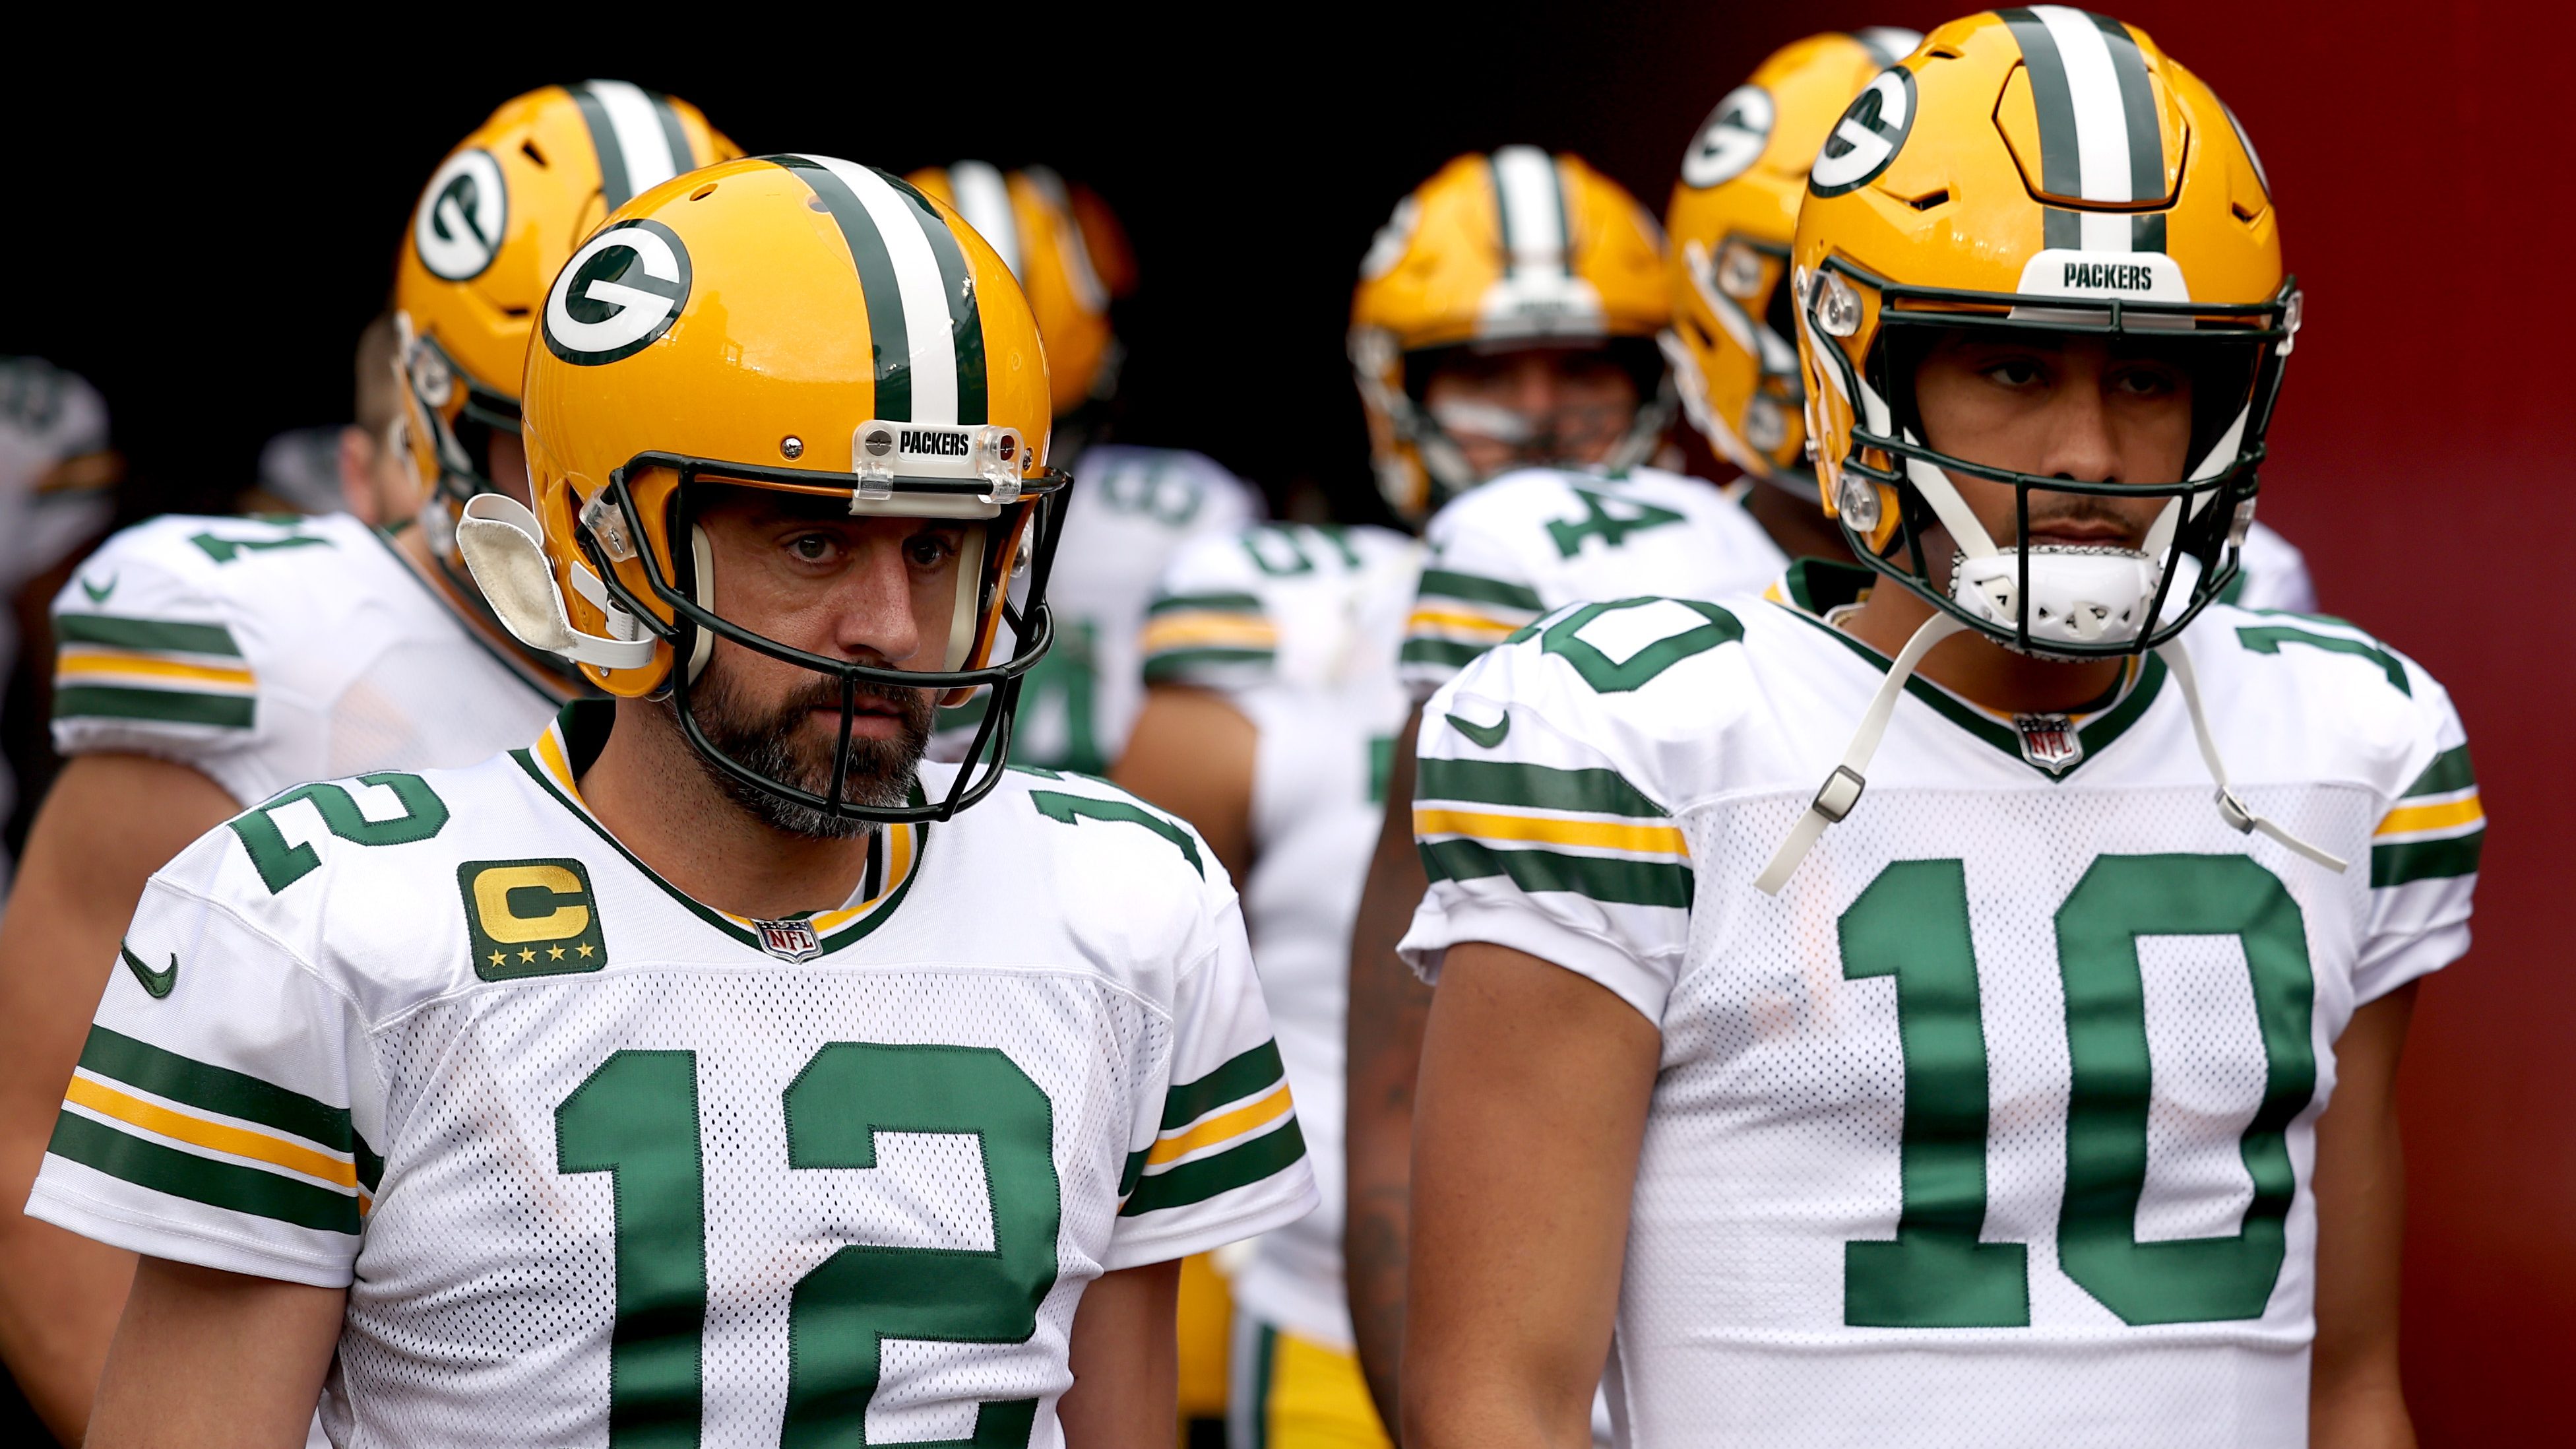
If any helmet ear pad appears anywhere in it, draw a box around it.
[686,525,716,684]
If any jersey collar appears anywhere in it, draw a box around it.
[365,522,594,704]
[1765,558,2169,780]
[511,700,932,957]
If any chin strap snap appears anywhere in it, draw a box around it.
[1757,612,1966,894]
[2158,639,2348,872]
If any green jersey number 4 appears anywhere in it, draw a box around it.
[1839,853,2315,1329]
[557,1043,1059,1447]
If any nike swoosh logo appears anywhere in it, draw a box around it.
[79,573,116,604]
[119,941,176,999]
[1445,711,1511,749]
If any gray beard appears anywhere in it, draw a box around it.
[675,660,933,839]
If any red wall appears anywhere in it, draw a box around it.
[2112,3,2576,1438]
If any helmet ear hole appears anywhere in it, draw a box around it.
[686,526,716,684]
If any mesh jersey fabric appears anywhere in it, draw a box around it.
[49,511,565,807]
[1398,565,2477,1448]
[1398,464,1787,703]
[28,702,1315,1445]
[935,444,1264,774]
[1145,522,1422,1347]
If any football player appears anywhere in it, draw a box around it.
[1117,519,1420,1449]
[1399,12,2474,1446]
[33,152,1315,1444]
[1340,46,1917,1423]
[910,162,1264,776]
[1112,146,1673,1445]
[0,81,732,1442]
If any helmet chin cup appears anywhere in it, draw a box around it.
[1951,546,2163,651]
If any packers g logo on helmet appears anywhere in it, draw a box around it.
[414,149,507,282]
[1808,67,1915,197]
[544,220,692,366]
[1681,85,1774,189]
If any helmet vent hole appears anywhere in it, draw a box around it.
[691,183,718,201]
[1923,44,1964,60]
[2230,201,2261,224]
[807,195,829,214]
[1906,189,1950,211]
[500,306,530,319]
[521,141,547,168]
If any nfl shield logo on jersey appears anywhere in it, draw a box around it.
[753,918,822,963]
[2015,713,2084,772]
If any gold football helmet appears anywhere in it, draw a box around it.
[905,162,1115,416]
[394,82,737,554]
[1662,28,1920,496]
[457,155,1069,822]
[1793,8,2295,658]
[1350,148,1672,519]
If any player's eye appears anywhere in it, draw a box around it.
[2110,363,2185,399]
[785,532,838,564]
[1980,356,2046,389]
[904,531,961,570]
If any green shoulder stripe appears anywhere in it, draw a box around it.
[79,1027,361,1153]
[2234,625,2409,696]
[2372,833,2482,888]
[1148,591,1265,617]
[47,1112,360,1235]
[1420,836,1692,910]
[55,613,243,657]
[1143,647,1273,683]
[55,686,254,728]
[1399,637,1486,669]
[1416,568,1544,612]
[1121,1117,1307,1217]
[1160,1040,1285,1131]
[2401,743,2474,800]
[1416,757,1665,819]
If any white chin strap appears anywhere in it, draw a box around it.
[1756,612,2346,893]
[454,494,656,670]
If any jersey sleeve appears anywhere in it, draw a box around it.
[2354,660,2481,1004]
[25,835,383,1288]
[48,523,266,799]
[1139,529,1280,694]
[1397,616,1699,1025]
[1398,492,1554,703]
[1106,887,1317,1269]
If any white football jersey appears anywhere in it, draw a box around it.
[943,445,1264,773]
[1400,465,1787,704]
[50,512,567,808]
[1400,561,2478,1448]
[29,702,1315,1446]
[1143,523,1422,1347]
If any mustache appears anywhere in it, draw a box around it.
[776,673,937,723]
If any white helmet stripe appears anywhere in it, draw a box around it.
[580,80,683,208]
[948,162,1021,281]
[2030,7,2139,251]
[1490,145,1570,279]
[806,157,963,426]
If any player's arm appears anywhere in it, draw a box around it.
[2308,982,2420,1449]
[1056,1257,1183,1446]
[1402,942,1658,1448]
[1110,685,1257,886]
[83,1258,343,1449]
[1344,701,1433,1428]
[0,754,241,1442]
